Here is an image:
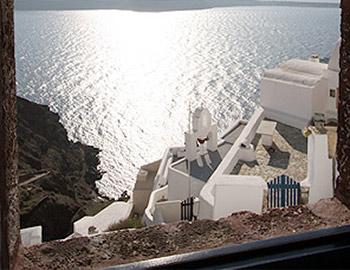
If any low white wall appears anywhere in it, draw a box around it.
[155,200,182,223]
[143,185,168,225]
[213,176,267,219]
[21,226,42,247]
[73,201,133,235]
[303,132,334,204]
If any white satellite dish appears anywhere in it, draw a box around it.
[192,107,212,139]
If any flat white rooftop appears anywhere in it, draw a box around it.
[264,59,327,87]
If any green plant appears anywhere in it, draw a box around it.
[106,216,144,231]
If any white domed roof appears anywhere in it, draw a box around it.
[328,39,340,72]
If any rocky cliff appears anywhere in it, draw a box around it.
[17,97,112,241]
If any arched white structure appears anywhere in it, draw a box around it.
[192,107,212,140]
[185,107,218,161]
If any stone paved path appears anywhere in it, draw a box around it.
[232,121,307,182]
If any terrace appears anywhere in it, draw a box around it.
[172,122,246,183]
[231,120,308,182]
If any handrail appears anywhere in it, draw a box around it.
[143,185,168,225]
[154,146,186,189]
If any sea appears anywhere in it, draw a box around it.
[15,4,340,198]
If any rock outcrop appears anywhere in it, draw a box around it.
[17,97,112,241]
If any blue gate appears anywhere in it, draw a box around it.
[267,175,301,208]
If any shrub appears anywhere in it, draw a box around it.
[106,216,144,232]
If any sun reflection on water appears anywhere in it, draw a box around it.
[15,7,340,197]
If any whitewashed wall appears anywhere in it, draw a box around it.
[261,59,330,129]
[154,200,181,223]
[312,78,329,115]
[21,226,42,247]
[199,108,266,220]
[213,176,267,219]
[261,80,315,128]
[74,201,133,235]
[327,70,339,113]
[167,166,205,201]
[302,132,333,204]
[327,40,340,115]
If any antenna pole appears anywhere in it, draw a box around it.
[188,103,191,132]
[188,103,192,199]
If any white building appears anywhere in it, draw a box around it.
[261,59,329,129]
[134,40,340,226]
[327,41,340,120]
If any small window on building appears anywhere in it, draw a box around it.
[330,89,336,98]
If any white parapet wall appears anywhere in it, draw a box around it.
[73,201,133,235]
[154,200,182,223]
[302,131,334,204]
[21,226,42,247]
[213,176,267,219]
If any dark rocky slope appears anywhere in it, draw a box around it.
[17,97,112,241]
[22,199,350,269]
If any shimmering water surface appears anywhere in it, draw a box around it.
[15,6,340,198]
